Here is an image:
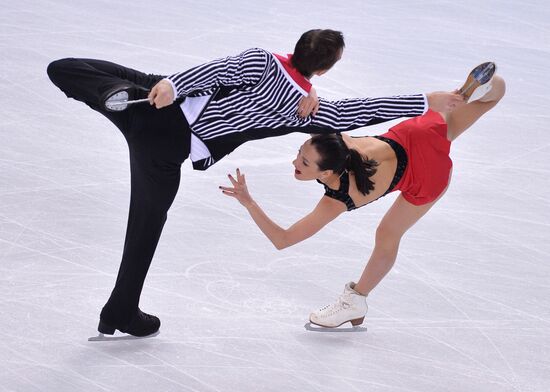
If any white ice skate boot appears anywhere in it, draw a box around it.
[458,62,497,103]
[309,282,368,328]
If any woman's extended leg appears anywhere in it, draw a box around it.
[353,76,506,297]
[354,192,443,295]
[444,74,506,141]
[308,192,447,328]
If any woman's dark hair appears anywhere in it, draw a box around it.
[310,134,378,195]
[291,29,345,78]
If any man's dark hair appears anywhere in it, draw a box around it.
[291,29,345,78]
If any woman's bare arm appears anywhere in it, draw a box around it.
[220,169,345,249]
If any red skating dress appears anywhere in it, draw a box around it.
[378,109,452,205]
[319,109,452,209]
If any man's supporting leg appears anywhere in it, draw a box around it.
[48,58,189,336]
[99,153,182,336]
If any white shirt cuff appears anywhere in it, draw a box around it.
[421,93,428,114]
[164,78,178,99]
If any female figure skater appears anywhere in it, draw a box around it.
[47,32,460,337]
[220,64,504,328]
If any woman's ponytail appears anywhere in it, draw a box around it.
[347,148,378,195]
[310,134,378,195]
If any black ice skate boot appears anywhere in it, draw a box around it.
[98,309,160,337]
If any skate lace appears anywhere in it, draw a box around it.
[318,294,352,318]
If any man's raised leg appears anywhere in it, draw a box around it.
[47,58,162,133]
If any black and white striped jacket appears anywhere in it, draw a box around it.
[167,48,426,170]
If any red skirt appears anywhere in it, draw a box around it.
[379,109,452,206]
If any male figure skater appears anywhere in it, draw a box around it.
[47,29,463,338]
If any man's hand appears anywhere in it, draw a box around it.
[426,91,465,113]
[148,80,175,109]
[297,87,320,118]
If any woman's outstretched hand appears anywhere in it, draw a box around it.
[219,168,254,208]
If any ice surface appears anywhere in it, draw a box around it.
[1,0,549,391]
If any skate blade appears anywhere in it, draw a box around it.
[303,322,368,333]
[88,330,160,342]
[458,62,496,100]
[104,91,130,111]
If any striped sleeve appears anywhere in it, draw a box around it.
[311,94,427,131]
[167,48,269,98]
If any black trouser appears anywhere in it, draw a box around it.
[47,58,190,326]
